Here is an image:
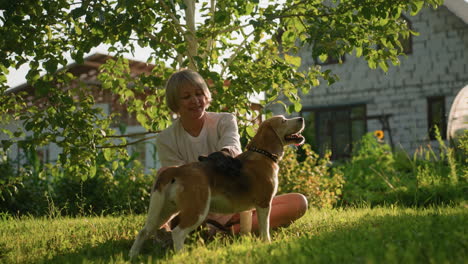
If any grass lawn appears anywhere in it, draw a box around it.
[0,205,466,264]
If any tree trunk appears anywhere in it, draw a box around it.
[184,0,198,70]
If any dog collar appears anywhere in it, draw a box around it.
[247,146,279,163]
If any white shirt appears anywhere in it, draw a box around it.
[156,112,242,168]
[156,112,243,225]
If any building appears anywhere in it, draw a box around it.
[3,54,160,171]
[292,3,468,159]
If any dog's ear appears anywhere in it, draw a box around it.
[250,121,281,147]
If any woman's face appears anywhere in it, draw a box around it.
[178,83,208,120]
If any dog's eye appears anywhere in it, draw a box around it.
[282,119,287,123]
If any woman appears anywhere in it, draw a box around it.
[156,69,307,234]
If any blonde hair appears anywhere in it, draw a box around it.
[165,69,212,113]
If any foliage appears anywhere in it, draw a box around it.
[338,132,467,206]
[278,143,344,208]
[49,159,153,216]
[0,150,153,217]
[0,149,23,202]
[1,131,465,216]
[0,206,466,263]
[0,0,443,181]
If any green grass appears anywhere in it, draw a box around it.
[1,205,467,264]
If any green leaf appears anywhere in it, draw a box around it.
[391,7,402,19]
[319,54,328,62]
[214,10,229,23]
[284,54,301,67]
[89,165,97,178]
[81,173,88,181]
[59,153,67,165]
[379,60,389,72]
[136,113,147,125]
[287,104,295,114]
[294,101,302,112]
[246,126,256,138]
[112,161,119,171]
[1,129,13,137]
[1,140,13,150]
[356,47,363,57]
[311,78,320,86]
[44,59,58,73]
[410,1,424,15]
[103,148,112,161]
[74,24,82,35]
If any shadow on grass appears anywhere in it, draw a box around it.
[41,237,169,263]
[39,208,467,264]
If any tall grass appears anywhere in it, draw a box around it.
[337,132,467,207]
[0,205,466,263]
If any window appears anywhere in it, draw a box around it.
[302,104,367,159]
[427,96,446,140]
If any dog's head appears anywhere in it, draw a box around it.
[261,115,305,146]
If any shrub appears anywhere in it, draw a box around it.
[50,161,153,216]
[0,147,51,215]
[0,150,153,217]
[278,143,344,209]
[339,133,402,204]
[337,132,467,206]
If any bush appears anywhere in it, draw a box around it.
[2,131,465,216]
[0,151,153,217]
[338,133,402,204]
[278,143,344,209]
[337,132,467,207]
[50,161,153,216]
[0,148,50,215]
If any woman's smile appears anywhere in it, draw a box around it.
[178,84,208,120]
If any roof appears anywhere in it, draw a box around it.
[7,53,155,94]
[444,0,468,24]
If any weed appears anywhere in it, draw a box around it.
[337,132,467,207]
[278,143,344,208]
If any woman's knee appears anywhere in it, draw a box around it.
[274,193,308,219]
[287,193,308,218]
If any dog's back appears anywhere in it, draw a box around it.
[197,151,250,195]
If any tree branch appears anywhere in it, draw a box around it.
[184,0,198,70]
[98,134,158,149]
[201,0,217,61]
[221,28,254,77]
[144,32,176,50]
[104,130,160,138]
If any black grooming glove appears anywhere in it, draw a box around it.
[198,150,242,177]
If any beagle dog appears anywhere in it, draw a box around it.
[129,116,304,257]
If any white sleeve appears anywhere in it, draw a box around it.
[216,113,242,156]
